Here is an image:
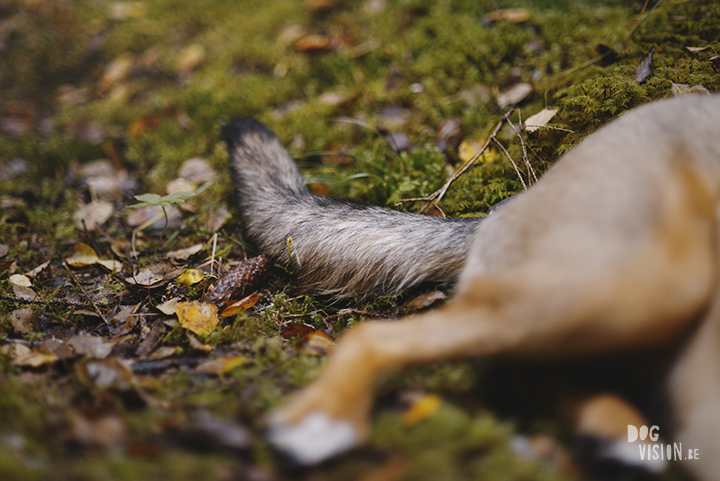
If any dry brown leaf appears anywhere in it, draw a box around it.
[148,346,177,360]
[195,356,247,376]
[186,332,213,352]
[175,301,219,337]
[12,344,58,367]
[405,291,448,313]
[98,53,134,93]
[295,34,333,52]
[304,331,335,356]
[11,283,37,301]
[166,244,204,261]
[74,201,114,231]
[635,47,654,84]
[176,43,206,73]
[67,412,128,449]
[124,260,185,288]
[10,308,38,334]
[68,334,114,359]
[178,157,217,183]
[156,297,181,315]
[219,292,263,317]
[25,260,50,278]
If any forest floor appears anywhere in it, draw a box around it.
[1,0,718,480]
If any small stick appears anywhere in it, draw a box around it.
[396,109,515,214]
[63,262,109,324]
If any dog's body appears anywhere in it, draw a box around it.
[224,95,720,480]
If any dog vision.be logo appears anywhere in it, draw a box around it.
[627,425,700,462]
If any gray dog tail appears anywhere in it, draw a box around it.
[223,117,481,297]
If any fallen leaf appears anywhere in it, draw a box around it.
[81,358,134,389]
[186,332,213,352]
[176,43,206,73]
[175,301,219,337]
[173,410,251,451]
[148,346,177,360]
[10,308,38,334]
[25,260,50,278]
[686,46,710,53]
[295,34,333,52]
[635,47,654,84]
[166,244,204,261]
[483,8,531,24]
[0,244,7,257]
[67,412,128,449]
[107,1,147,20]
[175,269,205,286]
[156,297,181,315]
[458,139,494,163]
[9,274,32,287]
[74,200,114,231]
[524,108,559,133]
[124,260,185,288]
[12,344,58,367]
[98,52,134,93]
[208,205,231,233]
[405,291,448,313]
[68,334,114,359]
[402,393,443,427]
[11,283,36,301]
[66,243,122,272]
[178,157,217,183]
[304,331,335,356]
[195,356,246,375]
[496,82,532,108]
[219,292,263,317]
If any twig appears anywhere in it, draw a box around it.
[492,137,527,190]
[396,109,515,214]
[63,262,109,324]
[508,115,538,185]
[0,293,94,308]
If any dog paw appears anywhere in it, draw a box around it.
[267,411,359,465]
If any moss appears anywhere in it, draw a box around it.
[0,0,716,479]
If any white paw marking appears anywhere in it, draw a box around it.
[268,412,358,465]
[600,440,667,473]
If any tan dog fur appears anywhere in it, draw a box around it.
[224,95,720,479]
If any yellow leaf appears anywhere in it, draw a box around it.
[458,139,494,163]
[174,301,219,337]
[12,344,58,367]
[175,269,205,286]
[66,243,100,267]
[402,393,443,427]
[195,356,247,376]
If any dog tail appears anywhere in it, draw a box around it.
[223,117,481,297]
